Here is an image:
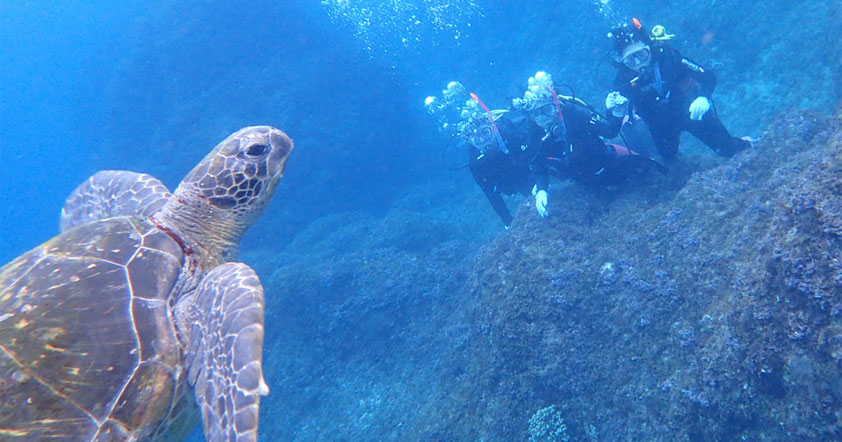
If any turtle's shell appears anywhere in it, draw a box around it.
[0,216,191,440]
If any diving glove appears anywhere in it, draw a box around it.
[535,190,548,217]
[605,92,630,118]
[689,96,711,121]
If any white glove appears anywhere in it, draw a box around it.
[689,96,711,121]
[605,92,630,118]
[535,190,548,217]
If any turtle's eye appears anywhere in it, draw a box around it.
[245,143,269,157]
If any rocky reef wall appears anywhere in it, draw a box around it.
[464,109,842,440]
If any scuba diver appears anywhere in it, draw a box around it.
[604,19,753,160]
[426,82,547,227]
[461,95,548,227]
[512,71,656,213]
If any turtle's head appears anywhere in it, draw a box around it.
[161,126,293,261]
[184,126,293,216]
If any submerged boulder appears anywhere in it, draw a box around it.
[466,110,842,440]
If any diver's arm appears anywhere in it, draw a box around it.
[611,68,638,99]
[681,58,716,96]
[532,161,550,193]
[470,160,513,227]
[604,78,630,138]
[605,113,624,138]
[565,100,621,139]
[476,181,513,226]
[486,190,513,227]
[577,102,620,139]
[668,47,716,96]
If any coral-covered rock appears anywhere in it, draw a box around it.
[465,110,842,440]
[247,186,496,440]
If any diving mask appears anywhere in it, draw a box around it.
[622,46,650,69]
[530,102,557,118]
[469,123,497,152]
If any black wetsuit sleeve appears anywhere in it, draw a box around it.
[503,113,548,194]
[584,103,617,138]
[612,69,637,97]
[604,113,623,138]
[469,153,513,226]
[670,48,717,96]
[532,161,549,193]
[605,74,635,138]
[481,181,513,226]
[566,102,619,139]
[523,119,549,193]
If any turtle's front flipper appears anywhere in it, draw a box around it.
[186,262,269,442]
[60,170,172,231]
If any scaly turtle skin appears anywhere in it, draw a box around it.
[0,126,293,441]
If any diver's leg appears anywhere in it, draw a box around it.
[619,116,656,157]
[649,122,682,161]
[686,112,751,157]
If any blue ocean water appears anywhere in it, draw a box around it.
[1,0,841,440]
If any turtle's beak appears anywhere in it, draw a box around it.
[264,128,293,195]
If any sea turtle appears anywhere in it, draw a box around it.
[0,126,293,441]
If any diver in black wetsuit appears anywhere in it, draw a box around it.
[466,107,546,228]
[603,19,752,160]
[513,71,656,210]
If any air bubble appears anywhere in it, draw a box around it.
[320,0,482,61]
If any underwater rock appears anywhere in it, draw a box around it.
[465,110,842,440]
[252,191,493,440]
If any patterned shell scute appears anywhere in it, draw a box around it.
[0,216,184,440]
